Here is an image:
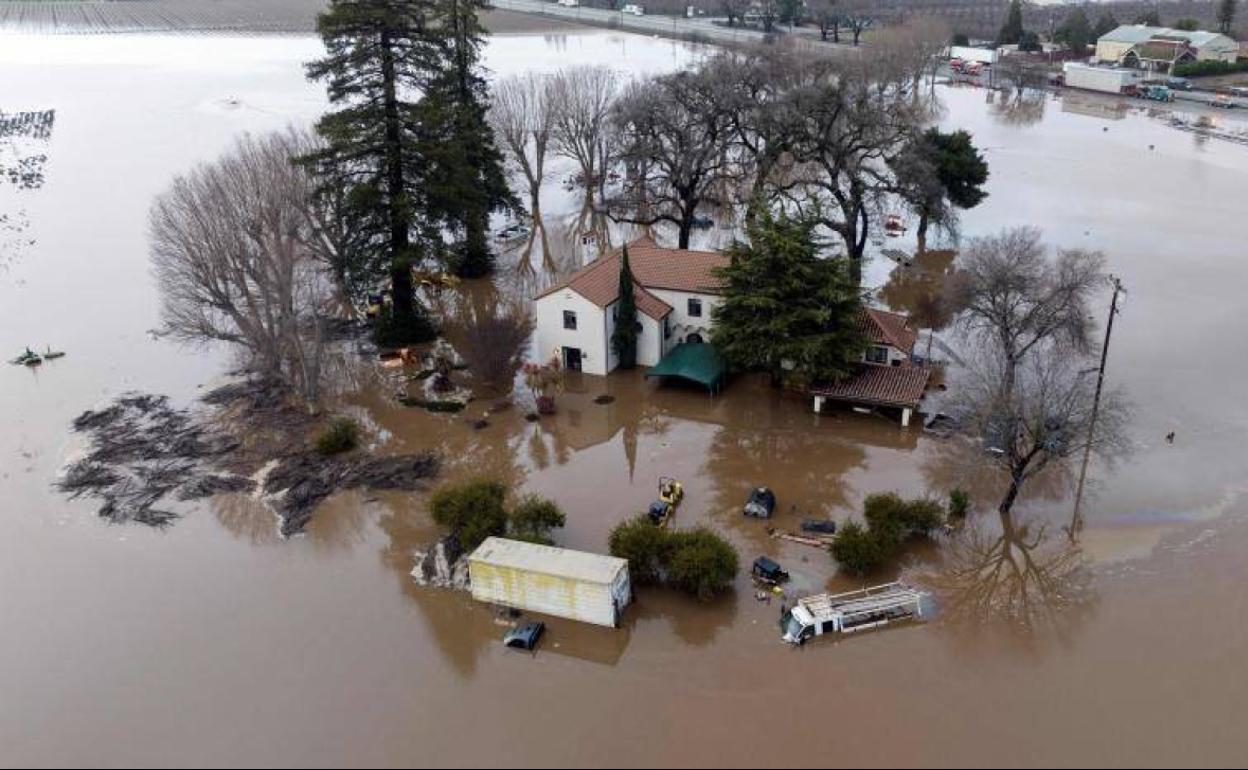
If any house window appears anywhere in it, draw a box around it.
[866,345,889,365]
[664,316,672,339]
[563,310,577,330]
[687,298,703,318]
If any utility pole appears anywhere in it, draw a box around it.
[1070,275,1124,540]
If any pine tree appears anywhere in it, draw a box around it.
[611,246,639,369]
[997,0,1024,45]
[425,0,515,279]
[1093,11,1118,39]
[1055,7,1093,56]
[710,214,864,388]
[304,0,440,342]
[1218,0,1237,34]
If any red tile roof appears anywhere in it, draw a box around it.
[859,308,918,354]
[535,236,726,320]
[809,364,932,409]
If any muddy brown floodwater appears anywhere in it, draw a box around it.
[3,31,1248,768]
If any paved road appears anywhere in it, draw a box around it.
[489,0,850,52]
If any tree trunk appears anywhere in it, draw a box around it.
[998,474,1023,517]
[380,31,415,326]
[916,212,929,253]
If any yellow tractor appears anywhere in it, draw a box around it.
[647,477,684,527]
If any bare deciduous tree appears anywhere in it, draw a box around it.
[951,348,1131,519]
[807,0,842,41]
[489,72,555,222]
[610,70,732,249]
[783,55,926,276]
[448,295,534,396]
[954,227,1106,394]
[150,129,343,409]
[549,66,619,204]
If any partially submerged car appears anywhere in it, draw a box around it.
[800,518,836,535]
[743,486,776,518]
[752,556,789,585]
[503,621,545,651]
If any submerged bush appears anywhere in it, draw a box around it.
[832,493,948,576]
[607,516,670,585]
[948,488,971,519]
[665,528,739,601]
[429,479,508,551]
[830,520,891,576]
[430,481,566,550]
[608,518,739,600]
[315,417,360,456]
[507,494,567,545]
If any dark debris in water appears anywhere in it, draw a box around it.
[59,393,238,527]
[59,384,440,536]
[263,452,439,537]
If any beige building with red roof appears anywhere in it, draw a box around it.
[533,236,727,376]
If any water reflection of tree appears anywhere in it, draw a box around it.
[928,509,1094,640]
[921,441,1096,643]
[878,248,962,356]
[990,87,1047,127]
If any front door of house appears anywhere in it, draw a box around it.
[563,346,582,372]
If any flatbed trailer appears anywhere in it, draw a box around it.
[781,582,927,644]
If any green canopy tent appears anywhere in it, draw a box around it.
[645,343,727,395]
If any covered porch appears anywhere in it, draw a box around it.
[645,342,727,395]
[808,365,932,426]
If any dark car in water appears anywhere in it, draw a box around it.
[752,556,790,585]
[743,486,777,518]
[503,621,545,651]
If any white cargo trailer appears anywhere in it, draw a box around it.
[949,45,999,65]
[1063,62,1138,95]
[468,537,632,628]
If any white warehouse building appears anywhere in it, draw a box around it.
[533,235,726,376]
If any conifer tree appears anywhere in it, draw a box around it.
[611,246,639,369]
[304,0,440,342]
[711,214,864,387]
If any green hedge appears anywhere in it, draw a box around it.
[1173,59,1248,78]
[608,517,739,601]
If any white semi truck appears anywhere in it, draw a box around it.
[781,582,928,644]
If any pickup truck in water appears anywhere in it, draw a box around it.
[781,582,928,645]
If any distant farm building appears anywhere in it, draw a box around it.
[1095,25,1239,73]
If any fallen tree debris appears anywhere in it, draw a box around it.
[58,382,440,536]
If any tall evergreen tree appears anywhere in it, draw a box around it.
[1092,11,1119,39]
[711,214,864,388]
[304,0,439,342]
[611,246,639,369]
[1055,7,1093,56]
[997,0,1024,45]
[425,0,514,278]
[1218,0,1237,34]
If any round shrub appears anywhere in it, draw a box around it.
[315,416,360,456]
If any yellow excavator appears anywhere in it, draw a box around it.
[646,477,684,527]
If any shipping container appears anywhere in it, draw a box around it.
[1063,63,1138,95]
[468,537,632,628]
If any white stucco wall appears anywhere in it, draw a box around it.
[649,289,722,344]
[863,343,909,367]
[534,289,609,376]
